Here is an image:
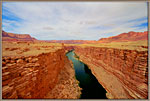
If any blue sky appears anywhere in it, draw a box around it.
[2,2,148,40]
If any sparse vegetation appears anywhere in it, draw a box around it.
[65,40,148,51]
[2,41,63,57]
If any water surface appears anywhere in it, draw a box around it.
[66,51,107,99]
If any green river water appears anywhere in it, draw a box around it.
[66,51,107,99]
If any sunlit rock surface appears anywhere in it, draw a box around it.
[74,46,148,99]
[2,42,81,99]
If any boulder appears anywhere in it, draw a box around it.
[17,59,24,63]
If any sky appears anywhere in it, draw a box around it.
[2,2,148,40]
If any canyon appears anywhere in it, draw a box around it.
[2,30,148,99]
[73,46,148,99]
[2,42,81,99]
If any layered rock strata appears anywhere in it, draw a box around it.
[2,30,37,41]
[45,60,81,99]
[98,31,148,43]
[74,46,148,99]
[2,48,81,99]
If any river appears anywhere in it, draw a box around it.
[66,51,107,99]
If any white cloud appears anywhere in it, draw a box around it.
[2,2,148,40]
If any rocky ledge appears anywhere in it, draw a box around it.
[45,60,81,99]
[2,48,81,99]
[74,46,148,99]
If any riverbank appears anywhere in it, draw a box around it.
[45,56,82,99]
[66,51,107,99]
[74,46,148,99]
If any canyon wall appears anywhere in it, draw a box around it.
[74,46,148,99]
[2,48,81,99]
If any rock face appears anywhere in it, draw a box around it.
[3,30,147,43]
[99,31,148,43]
[2,30,37,41]
[45,59,81,99]
[2,48,81,99]
[74,46,148,99]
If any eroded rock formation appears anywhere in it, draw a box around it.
[2,30,148,99]
[2,48,81,99]
[74,46,148,99]
[99,31,148,43]
[2,30,37,42]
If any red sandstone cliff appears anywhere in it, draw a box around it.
[98,31,148,43]
[2,48,81,99]
[74,46,148,99]
[39,31,148,43]
[2,30,37,42]
[3,30,148,43]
